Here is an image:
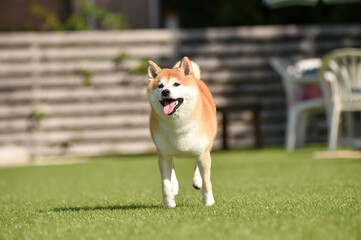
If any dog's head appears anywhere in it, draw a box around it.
[147,57,199,117]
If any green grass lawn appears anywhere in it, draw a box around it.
[0,147,360,240]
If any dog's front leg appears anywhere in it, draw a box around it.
[158,154,176,208]
[192,163,202,190]
[171,168,179,196]
[197,151,215,206]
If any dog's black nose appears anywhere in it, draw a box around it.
[161,89,170,97]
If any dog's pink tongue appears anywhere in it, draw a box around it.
[163,100,177,115]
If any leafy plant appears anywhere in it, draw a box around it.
[74,68,94,87]
[112,51,131,65]
[51,134,81,155]
[128,58,149,75]
[58,140,72,155]
[51,139,73,155]
[29,106,50,130]
[64,14,88,31]
[30,0,128,31]
[66,0,128,30]
[30,3,64,30]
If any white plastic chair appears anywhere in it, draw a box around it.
[270,57,325,151]
[319,48,361,150]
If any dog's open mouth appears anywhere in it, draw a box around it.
[160,98,184,115]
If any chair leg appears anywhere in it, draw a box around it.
[296,111,309,148]
[286,108,298,151]
[344,112,355,138]
[328,107,341,150]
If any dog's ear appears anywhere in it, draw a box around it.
[148,61,161,81]
[179,57,193,77]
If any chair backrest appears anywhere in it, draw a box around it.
[270,57,299,107]
[320,48,361,107]
[270,57,321,107]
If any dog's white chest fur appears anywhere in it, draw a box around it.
[153,118,209,157]
[147,57,216,208]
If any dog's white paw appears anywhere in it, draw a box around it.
[163,199,176,208]
[172,184,179,196]
[203,195,215,207]
[192,168,202,190]
[192,178,202,190]
[171,180,179,196]
[171,169,179,196]
[193,165,202,190]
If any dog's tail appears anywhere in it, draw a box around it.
[173,60,201,80]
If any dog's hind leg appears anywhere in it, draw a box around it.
[158,155,176,208]
[192,163,202,190]
[171,167,179,196]
[197,151,215,206]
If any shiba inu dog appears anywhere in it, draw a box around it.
[147,57,217,208]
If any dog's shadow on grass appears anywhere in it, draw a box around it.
[51,204,161,212]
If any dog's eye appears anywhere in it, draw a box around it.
[158,83,164,89]
[173,82,181,87]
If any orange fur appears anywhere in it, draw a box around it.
[148,65,217,153]
[195,79,217,151]
[147,56,217,207]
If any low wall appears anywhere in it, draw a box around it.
[1,24,361,156]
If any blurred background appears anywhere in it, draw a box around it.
[1,0,361,30]
[0,0,361,162]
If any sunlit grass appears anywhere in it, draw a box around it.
[0,147,360,240]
